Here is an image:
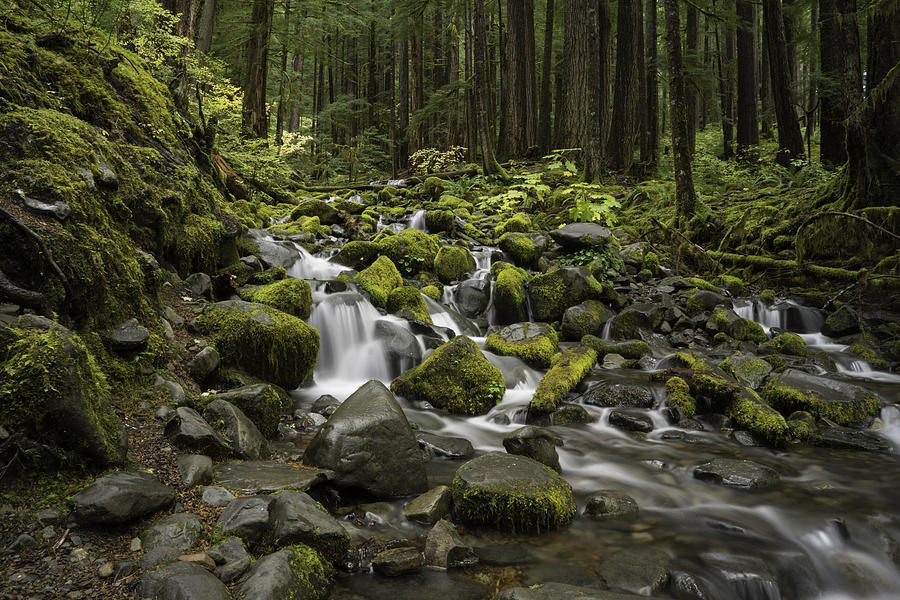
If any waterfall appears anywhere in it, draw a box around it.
[407,209,427,231]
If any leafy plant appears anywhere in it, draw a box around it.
[409,147,467,174]
[542,149,580,176]
[561,183,621,226]
[483,172,551,212]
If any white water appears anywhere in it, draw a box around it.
[406,209,427,231]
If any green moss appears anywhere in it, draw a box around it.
[176,213,226,274]
[728,318,767,344]
[764,354,789,373]
[336,241,379,270]
[391,336,505,416]
[268,215,320,237]
[768,332,808,356]
[709,308,730,332]
[450,462,576,534]
[434,245,476,284]
[286,543,333,600]
[529,346,598,414]
[498,232,542,267]
[434,195,474,212]
[528,268,606,323]
[493,264,530,324]
[425,209,455,233]
[239,278,312,320]
[195,302,320,389]
[387,286,433,323]
[377,186,398,203]
[847,344,889,370]
[685,277,720,292]
[423,177,448,201]
[720,353,772,389]
[485,324,559,367]
[207,384,290,439]
[580,336,651,359]
[353,255,403,308]
[713,274,745,296]
[762,380,880,426]
[377,228,440,274]
[726,390,791,446]
[665,376,696,417]
[788,419,811,440]
[642,251,660,275]
[248,267,287,285]
[493,212,532,237]
[673,352,710,370]
[761,289,777,304]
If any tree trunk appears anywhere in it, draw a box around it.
[195,0,216,53]
[605,0,641,171]
[717,9,735,160]
[685,5,699,153]
[524,0,538,152]
[447,13,461,146]
[559,0,590,149]
[663,0,696,227]
[503,0,537,156]
[762,0,804,166]
[552,43,566,148]
[474,0,505,175]
[736,0,758,157]
[806,1,817,143]
[759,9,772,137]
[818,0,861,169]
[275,0,292,146]
[641,0,658,165]
[368,12,378,129]
[410,9,424,155]
[399,29,410,169]
[464,2,478,162]
[584,0,611,180]
[242,0,274,139]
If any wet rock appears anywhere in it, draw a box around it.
[598,546,670,595]
[218,496,274,544]
[549,223,613,250]
[668,570,713,600]
[693,458,781,490]
[72,471,174,525]
[720,352,772,390]
[375,320,423,372]
[176,454,213,487]
[584,490,639,519]
[372,547,424,576]
[425,519,478,568]
[451,452,576,533]
[138,561,231,600]
[141,513,203,560]
[187,346,219,381]
[582,382,655,408]
[686,290,731,314]
[821,305,860,337]
[213,460,332,495]
[809,425,891,453]
[110,319,149,352]
[185,272,212,298]
[527,267,606,322]
[455,278,491,317]
[581,337,652,360]
[16,189,71,219]
[179,552,216,570]
[416,431,474,459]
[612,303,664,338]
[211,383,291,438]
[292,198,340,225]
[200,485,234,507]
[164,407,229,455]
[494,583,638,600]
[236,546,332,600]
[486,322,559,367]
[311,394,341,417]
[502,426,563,472]
[202,399,269,460]
[303,380,428,497]
[268,491,350,563]
[602,353,628,369]
[153,376,186,406]
[765,369,879,426]
[8,533,36,553]
[95,160,119,188]
[561,300,615,341]
[403,486,452,525]
[609,409,654,433]
[209,536,251,583]
[701,552,781,600]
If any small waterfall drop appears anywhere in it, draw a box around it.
[407,210,427,231]
[286,245,344,281]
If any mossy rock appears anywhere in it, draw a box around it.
[642,251,660,275]
[377,228,440,274]
[492,262,530,325]
[434,245,476,284]
[665,376,695,418]
[387,286,432,324]
[728,318,767,344]
[846,344,889,370]
[195,300,319,389]
[451,452,576,533]
[206,383,291,439]
[336,240,379,271]
[493,212,531,237]
[762,332,808,357]
[391,336,505,416]
[485,323,559,367]
[238,278,312,320]
[498,232,545,267]
[611,304,663,339]
[0,323,126,468]
[762,370,880,427]
[561,300,615,341]
[727,389,791,447]
[581,336,652,360]
[353,255,403,308]
[821,305,860,338]
[421,284,442,302]
[425,209,455,233]
[527,267,605,323]
[291,199,340,225]
[237,544,333,599]
[435,195,474,212]
[720,352,773,390]
[423,177,448,201]
[713,274,745,296]
[529,345,598,414]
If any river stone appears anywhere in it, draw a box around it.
[584,491,639,520]
[208,537,251,583]
[211,383,291,439]
[176,454,213,487]
[561,300,616,341]
[609,409,654,433]
[213,460,333,495]
[303,380,428,497]
[701,552,781,600]
[599,546,670,595]
[476,543,538,566]
[494,583,640,600]
[236,547,332,600]
[425,519,478,568]
[416,431,475,458]
[268,491,350,563]
[486,322,559,366]
[549,223,613,250]
[375,319,423,372]
[202,399,269,460]
[372,546,424,576]
[185,272,212,298]
[154,375,186,406]
[611,303,664,339]
[527,266,605,322]
[293,198,340,225]
[693,458,781,489]
[582,382,655,408]
[164,407,229,455]
[72,471,174,525]
[311,394,341,417]
[809,425,891,453]
[188,346,219,381]
[451,452,576,533]
[456,278,491,317]
[502,426,563,472]
[821,305,860,337]
[404,485,452,525]
[141,513,203,554]
[770,369,877,425]
[217,496,273,544]
[16,189,71,220]
[138,561,230,600]
[110,319,149,351]
[200,485,234,506]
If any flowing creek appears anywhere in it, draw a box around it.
[252,229,900,600]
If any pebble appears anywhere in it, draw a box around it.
[98,562,114,578]
[70,547,89,562]
[36,508,60,524]
[40,525,56,540]
[130,537,142,552]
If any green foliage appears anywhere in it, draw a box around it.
[483,172,551,212]
[562,184,621,226]
[409,147,467,174]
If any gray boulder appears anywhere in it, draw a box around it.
[164,407,229,455]
[110,319,149,352]
[218,496,273,544]
[375,320,423,372]
[303,380,428,497]
[211,383,291,439]
[599,547,671,595]
[208,536,251,583]
[372,547,424,576]
[267,491,350,563]
[201,485,234,507]
[425,519,478,568]
[608,409,654,433]
[549,223,613,250]
[404,486,452,525]
[561,300,615,341]
[138,561,230,600]
[582,383,655,408]
[188,346,219,381]
[16,189,71,220]
[694,458,781,490]
[237,547,332,600]
[456,278,491,317]
[584,491,639,520]
[140,513,203,569]
[416,431,475,459]
[502,426,563,472]
[71,471,174,525]
[186,273,212,298]
[493,583,641,600]
[202,399,270,460]
[213,460,332,495]
[176,454,213,488]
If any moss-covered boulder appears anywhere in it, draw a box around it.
[498,232,547,267]
[529,346,598,414]
[434,246,476,284]
[387,286,433,323]
[561,300,615,341]
[451,452,575,533]
[425,209,456,233]
[728,317,767,344]
[611,304,663,339]
[821,305,860,338]
[336,240,379,270]
[292,199,340,225]
[665,376,695,418]
[548,223,613,250]
[353,255,403,308]
[239,278,312,320]
[391,336,505,415]
[720,352,773,390]
[685,290,731,316]
[762,369,880,426]
[421,284,442,302]
[236,545,333,600]
[527,267,606,323]
[493,212,531,237]
[581,336,651,360]
[423,177,448,201]
[377,228,440,274]
[713,274,745,296]
[207,383,291,439]
[195,300,319,389]
[761,332,808,357]
[492,262,530,325]
[485,323,559,367]
[0,323,126,467]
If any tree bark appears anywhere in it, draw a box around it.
[410,9,424,155]
[762,0,804,166]
[275,0,292,146]
[464,1,478,162]
[736,0,758,156]
[641,0,658,165]
[584,0,611,180]
[559,0,590,149]
[399,27,410,168]
[663,0,696,227]
[447,12,461,146]
[242,0,274,139]
[474,0,505,175]
[806,1,817,143]
[684,5,700,153]
[716,6,735,160]
[605,0,641,171]
[503,0,537,156]
[818,0,861,168]
[195,0,216,53]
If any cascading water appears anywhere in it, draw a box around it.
[407,209,427,231]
